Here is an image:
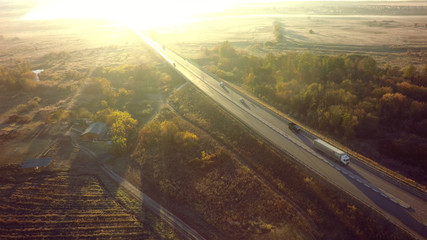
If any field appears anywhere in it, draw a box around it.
[104,84,412,240]
[0,17,166,166]
[0,5,186,239]
[0,165,182,239]
[0,171,142,239]
[149,2,427,184]
[0,1,425,239]
[155,2,427,69]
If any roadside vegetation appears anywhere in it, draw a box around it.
[125,106,314,240]
[0,50,184,156]
[0,42,187,239]
[116,84,411,240]
[0,23,419,239]
[201,42,427,184]
[72,62,184,154]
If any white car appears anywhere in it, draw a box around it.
[220,82,225,87]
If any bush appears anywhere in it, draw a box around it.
[27,97,41,109]
[6,114,31,124]
[16,104,28,113]
[19,73,37,91]
[18,115,32,124]
[6,115,19,123]
[46,110,70,123]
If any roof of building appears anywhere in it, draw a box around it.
[81,122,107,136]
[22,157,52,169]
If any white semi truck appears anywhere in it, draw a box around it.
[313,139,350,165]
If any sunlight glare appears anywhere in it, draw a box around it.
[23,0,234,29]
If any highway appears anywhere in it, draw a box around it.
[137,31,427,239]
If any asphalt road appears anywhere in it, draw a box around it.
[137,31,427,239]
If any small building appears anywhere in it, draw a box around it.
[81,122,107,141]
[22,157,53,170]
[71,119,86,127]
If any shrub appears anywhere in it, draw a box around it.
[6,114,31,124]
[6,115,19,123]
[16,104,28,113]
[46,110,71,123]
[18,115,32,124]
[27,97,41,109]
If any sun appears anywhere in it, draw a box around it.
[23,0,233,29]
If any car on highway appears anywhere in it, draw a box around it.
[220,82,225,87]
[239,98,244,103]
[288,122,301,133]
[172,62,176,67]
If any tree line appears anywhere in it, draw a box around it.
[203,42,427,173]
[77,63,183,155]
[0,61,36,91]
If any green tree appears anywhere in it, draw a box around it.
[379,92,409,123]
[47,110,70,124]
[402,64,417,79]
[341,113,358,138]
[273,21,283,42]
[109,110,138,155]
[160,120,179,143]
[218,41,237,58]
[357,56,377,80]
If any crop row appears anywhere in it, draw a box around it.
[0,207,127,215]
[1,224,143,232]
[0,173,147,238]
[0,231,147,240]
[0,219,142,228]
[0,215,135,223]
[0,226,146,239]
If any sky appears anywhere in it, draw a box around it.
[18,0,425,28]
[22,0,239,27]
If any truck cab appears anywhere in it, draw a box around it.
[340,154,350,165]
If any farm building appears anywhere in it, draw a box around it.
[81,122,107,141]
[21,157,53,170]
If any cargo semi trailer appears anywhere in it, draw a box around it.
[313,139,350,165]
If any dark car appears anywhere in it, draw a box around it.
[288,122,301,133]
